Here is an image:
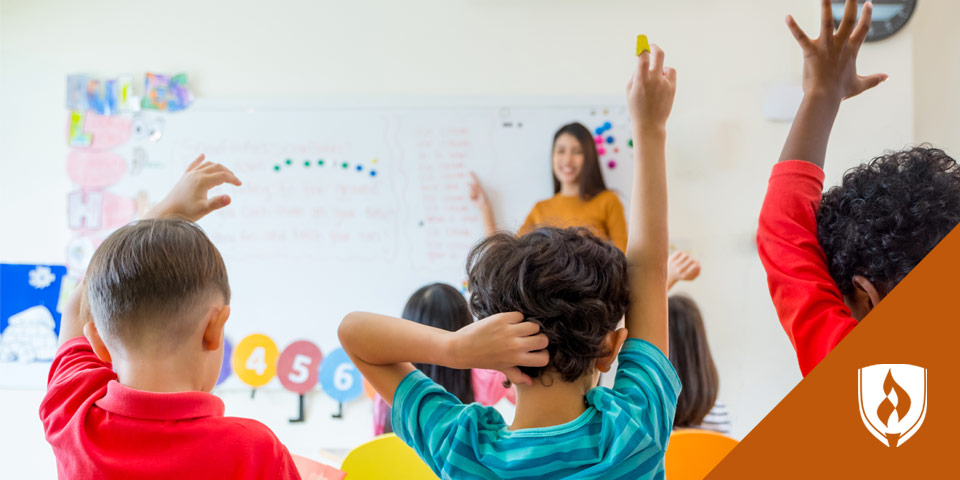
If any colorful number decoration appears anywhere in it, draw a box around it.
[216,336,234,386]
[277,340,323,395]
[319,348,364,403]
[232,334,279,388]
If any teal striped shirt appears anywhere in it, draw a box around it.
[392,339,681,479]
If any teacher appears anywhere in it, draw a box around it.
[470,122,628,251]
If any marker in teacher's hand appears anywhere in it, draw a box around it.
[636,35,650,56]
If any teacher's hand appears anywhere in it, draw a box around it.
[469,172,492,212]
[469,172,498,236]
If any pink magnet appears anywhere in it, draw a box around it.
[594,135,603,144]
[597,147,606,156]
[607,160,617,169]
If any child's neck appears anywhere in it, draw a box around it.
[114,351,210,393]
[509,373,594,430]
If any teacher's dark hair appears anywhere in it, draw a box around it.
[552,122,608,201]
[403,283,475,404]
[668,295,720,429]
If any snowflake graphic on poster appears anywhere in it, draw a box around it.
[28,266,56,289]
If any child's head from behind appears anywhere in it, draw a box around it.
[84,218,231,391]
[667,295,718,429]
[403,283,475,403]
[466,227,629,386]
[818,146,960,319]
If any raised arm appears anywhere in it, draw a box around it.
[58,154,242,345]
[468,172,498,236]
[779,0,886,166]
[624,45,676,354]
[338,311,548,405]
[759,1,885,375]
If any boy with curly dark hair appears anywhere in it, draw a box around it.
[339,45,680,479]
[758,0,960,376]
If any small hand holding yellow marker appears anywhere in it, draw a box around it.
[636,34,650,56]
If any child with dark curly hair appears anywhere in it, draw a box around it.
[338,45,679,479]
[758,0,960,376]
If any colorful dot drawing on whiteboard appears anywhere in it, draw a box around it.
[0,264,67,363]
[272,157,379,178]
[216,336,234,386]
[319,347,364,403]
[232,334,279,388]
[277,340,323,395]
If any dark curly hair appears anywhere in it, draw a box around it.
[818,146,960,296]
[466,227,629,382]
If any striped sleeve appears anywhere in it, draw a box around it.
[612,339,682,449]
[391,369,474,477]
[697,401,733,435]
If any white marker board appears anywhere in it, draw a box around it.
[53,97,636,391]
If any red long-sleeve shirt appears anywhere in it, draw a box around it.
[757,160,858,376]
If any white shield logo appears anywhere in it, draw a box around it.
[858,364,927,447]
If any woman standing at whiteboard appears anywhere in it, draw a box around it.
[470,122,628,251]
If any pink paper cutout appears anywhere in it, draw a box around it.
[67,150,127,188]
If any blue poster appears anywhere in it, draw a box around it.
[0,263,68,363]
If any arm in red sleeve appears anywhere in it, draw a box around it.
[756,160,858,376]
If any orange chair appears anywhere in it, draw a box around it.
[664,430,739,480]
[341,433,437,479]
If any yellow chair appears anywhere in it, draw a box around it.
[341,433,438,480]
[664,430,739,480]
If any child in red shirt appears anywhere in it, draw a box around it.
[40,156,301,479]
[758,0,960,376]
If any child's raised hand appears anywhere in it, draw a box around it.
[450,312,549,386]
[787,0,887,102]
[626,44,677,131]
[667,251,701,289]
[146,154,242,222]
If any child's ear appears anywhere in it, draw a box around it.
[202,305,230,351]
[850,275,882,320]
[83,322,112,363]
[597,328,628,373]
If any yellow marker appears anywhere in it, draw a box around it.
[636,34,650,55]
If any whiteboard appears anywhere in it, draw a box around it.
[3,96,637,389]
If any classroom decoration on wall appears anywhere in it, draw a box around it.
[142,73,193,112]
[320,348,364,418]
[0,264,68,366]
[216,336,234,386]
[232,333,280,388]
[278,340,323,394]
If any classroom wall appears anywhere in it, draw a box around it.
[0,0,949,477]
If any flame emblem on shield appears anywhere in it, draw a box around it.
[858,364,927,447]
